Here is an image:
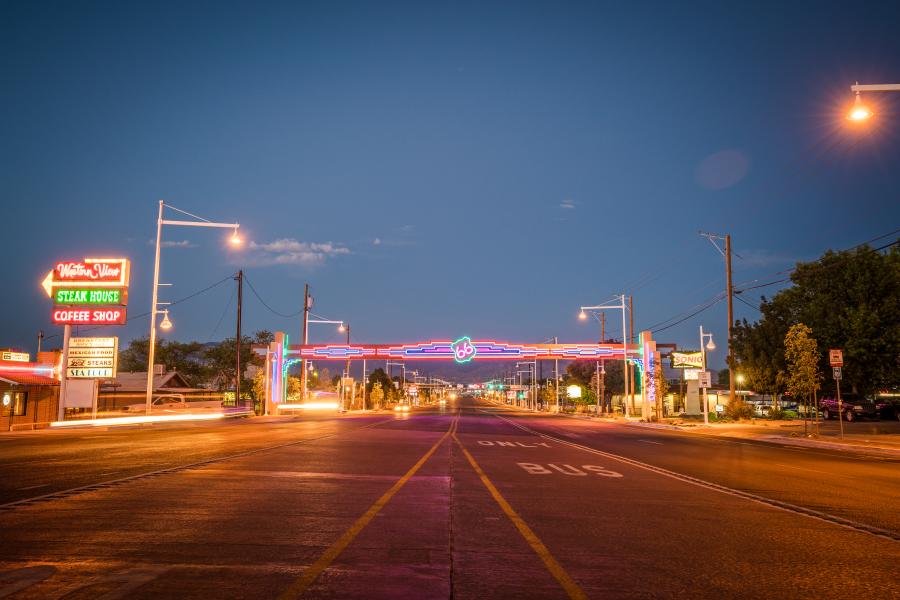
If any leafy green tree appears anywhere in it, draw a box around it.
[785,323,822,429]
[734,244,900,396]
[369,382,384,409]
[118,337,207,383]
[286,375,302,401]
[541,383,556,407]
[252,368,267,401]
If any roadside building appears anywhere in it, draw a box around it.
[99,369,220,412]
[0,360,59,431]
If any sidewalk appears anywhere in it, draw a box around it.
[629,418,900,456]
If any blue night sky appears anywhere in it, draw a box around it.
[3,1,900,370]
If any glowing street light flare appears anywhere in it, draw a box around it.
[578,311,587,320]
[847,94,874,122]
[159,309,173,331]
[229,227,243,246]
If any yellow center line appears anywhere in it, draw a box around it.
[453,431,590,600]
[277,413,459,599]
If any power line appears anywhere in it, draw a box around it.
[207,285,236,341]
[643,291,725,333]
[734,294,762,313]
[243,274,304,318]
[734,227,900,294]
[75,275,235,334]
[651,295,726,335]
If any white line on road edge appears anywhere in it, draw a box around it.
[493,413,900,543]
[0,418,394,512]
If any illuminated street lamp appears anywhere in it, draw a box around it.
[146,201,240,414]
[846,82,900,122]
[159,309,173,331]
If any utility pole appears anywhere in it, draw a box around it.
[700,231,737,406]
[300,283,311,401]
[37,330,44,355]
[725,234,736,406]
[234,270,243,410]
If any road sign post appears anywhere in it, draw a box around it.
[833,365,844,440]
[829,351,844,439]
[698,371,711,422]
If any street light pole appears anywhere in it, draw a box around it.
[700,325,715,426]
[146,201,241,414]
[579,294,629,417]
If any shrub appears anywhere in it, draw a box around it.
[724,399,755,420]
[768,406,795,420]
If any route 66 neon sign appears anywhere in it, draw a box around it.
[451,336,476,364]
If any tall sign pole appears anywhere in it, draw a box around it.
[57,325,71,421]
[725,234,736,405]
[300,283,310,401]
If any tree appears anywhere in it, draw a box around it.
[286,375,302,401]
[785,323,822,433]
[369,382,384,409]
[252,368,267,401]
[541,383,556,407]
[118,337,207,383]
[565,362,595,387]
[733,244,900,397]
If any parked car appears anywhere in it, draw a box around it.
[875,396,900,420]
[819,393,878,421]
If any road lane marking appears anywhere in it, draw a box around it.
[277,414,459,599]
[495,414,900,543]
[16,484,49,491]
[0,418,395,512]
[454,434,589,600]
[516,463,624,477]
[771,463,830,475]
[478,440,551,447]
[637,439,662,445]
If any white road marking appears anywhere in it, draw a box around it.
[17,484,49,491]
[637,439,663,445]
[517,463,624,478]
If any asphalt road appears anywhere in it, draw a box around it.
[0,397,898,599]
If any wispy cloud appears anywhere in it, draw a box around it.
[736,249,799,268]
[373,237,382,246]
[559,199,576,209]
[246,238,350,267]
[150,239,198,248]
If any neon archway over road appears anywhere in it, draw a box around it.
[290,338,640,362]
[262,332,660,418]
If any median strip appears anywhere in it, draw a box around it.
[277,414,459,599]
[452,431,589,600]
